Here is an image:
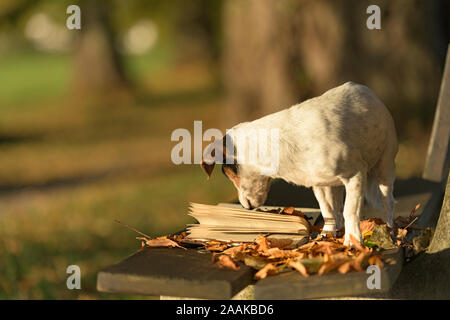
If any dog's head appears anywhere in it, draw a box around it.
[201,134,270,209]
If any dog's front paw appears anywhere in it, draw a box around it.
[320,228,336,238]
[343,231,363,247]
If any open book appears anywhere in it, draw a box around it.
[186,202,322,243]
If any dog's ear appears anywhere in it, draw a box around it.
[201,135,234,179]
[201,139,221,179]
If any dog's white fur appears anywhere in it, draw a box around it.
[202,82,398,246]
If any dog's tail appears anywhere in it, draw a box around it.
[365,171,383,210]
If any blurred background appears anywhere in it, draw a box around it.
[0,0,448,299]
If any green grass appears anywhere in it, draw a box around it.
[0,52,69,109]
[0,43,172,113]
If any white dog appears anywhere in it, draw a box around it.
[201,82,398,246]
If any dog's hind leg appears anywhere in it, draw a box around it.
[376,153,396,228]
[313,186,345,236]
[342,170,366,246]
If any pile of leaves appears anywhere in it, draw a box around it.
[117,203,428,279]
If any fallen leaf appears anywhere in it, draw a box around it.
[244,255,268,270]
[137,237,186,250]
[296,258,323,273]
[349,234,370,253]
[255,235,270,254]
[396,228,408,240]
[337,261,352,274]
[412,227,434,254]
[222,245,243,257]
[368,254,385,268]
[367,224,396,250]
[283,207,295,214]
[267,247,304,259]
[350,252,367,272]
[215,254,240,271]
[288,260,309,277]
[360,220,375,233]
[409,203,421,218]
[267,238,294,249]
[254,263,278,280]
[205,242,228,252]
[318,257,351,275]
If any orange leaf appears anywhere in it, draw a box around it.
[351,252,367,272]
[283,207,295,214]
[409,203,421,218]
[337,261,351,274]
[368,254,385,268]
[349,234,369,253]
[288,260,309,277]
[360,220,375,233]
[254,263,278,280]
[215,255,240,271]
[255,235,270,254]
[137,237,186,250]
[205,243,228,252]
[267,238,294,249]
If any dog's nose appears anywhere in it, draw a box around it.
[247,200,254,210]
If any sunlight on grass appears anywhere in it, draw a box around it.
[0,52,69,109]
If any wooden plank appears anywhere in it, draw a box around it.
[97,247,254,299]
[254,248,403,300]
[423,44,450,183]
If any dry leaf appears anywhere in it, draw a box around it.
[337,261,352,274]
[288,260,309,277]
[205,242,228,252]
[296,258,323,273]
[254,263,278,280]
[396,228,408,240]
[410,203,421,218]
[137,237,186,250]
[318,258,351,275]
[360,220,375,233]
[349,234,369,253]
[222,245,242,257]
[267,247,303,259]
[267,238,294,249]
[368,254,385,268]
[244,255,269,270]
[367,224,396,250]
[255,235,270,254]
[215,255,240,271]
[351,252,367,272]
[283,207,295,214]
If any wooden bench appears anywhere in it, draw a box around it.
[97,45,449,300]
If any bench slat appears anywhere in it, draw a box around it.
[97,247,254,299]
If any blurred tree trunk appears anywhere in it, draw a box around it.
[221,0,449,129]
[72,1,129,99]
[221,0,298,127]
